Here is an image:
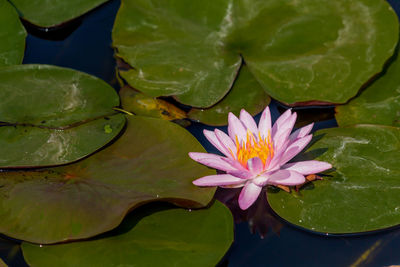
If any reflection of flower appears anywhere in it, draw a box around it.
[189,107,332,210]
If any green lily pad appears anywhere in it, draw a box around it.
[188,65,270,126]
[0,114,125,168]
[112,0,398,107]
[268,125,400,234]
[22,201,233,267]
[0,116,215,244]
[336,53,400,127]
[10,0,108,28]
[0,0,26,66]
[112,0,242,108]
[0,64,125,167]
[0,64,119,127]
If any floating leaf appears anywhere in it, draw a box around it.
[112,0,398,107]
[0,0,26,66]
[0,64,125,167]
[336,53,400,127]
[188,65,270,125]
[22,201,233,267]
[10,0,109,28]
[119,85,187,121]
[268,125,400,234]
[0,116,215,244]
[0,114,125,168]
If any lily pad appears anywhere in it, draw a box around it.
[336,53,400,127]
[0,64,126,167]
[22,201,233,267]
[0,64,119,127]
[268,125,400,234]
[10,0,109,28]
[113,0,241,108]
[0,114,125,168]
[0,116,215,244]
[0,0,26,66]
[112,0,398,107]
[188,65,270,126]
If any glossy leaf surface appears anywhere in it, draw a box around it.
[188,65,270,125]
[113,0,398,106]
[0,0,26,66]
[0,65,119,127]
[336,54,400,127]
[10,0,109,27]
[0,114,125,168]
[0,116,215,244]
[0,64,124,167]
[268,125,400,234]
[22,201,233,267]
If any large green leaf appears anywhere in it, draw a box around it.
[268,125,400,234]
[0,64,125,167]
[0,0,26,66]
[0,116,215,244]
[22,201,233,267]
[336,53,400,127]
[113,0,241,108]
[188,65,270,126]
[10,0,109,28]
[112,0,398,107]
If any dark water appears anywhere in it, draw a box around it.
[2,0,399,266]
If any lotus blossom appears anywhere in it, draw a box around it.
[189,107,332,210]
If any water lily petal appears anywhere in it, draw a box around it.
[214,129,236,158]
[238,182,262,210]
[267,170,305,186]
[188,152,237,172]
[258,106,272,140]
[193,174,246,187]
[289,123,314,143]
[273,112,297,152]
[227,170,253,179]
[247,157,263,175]
[279,134,313,165]
[271,109,292,138]
[203,129,233,159]
[282,160,332,175]
[228,112,247,143]
[240,109,258,133]
[221,157,248,171]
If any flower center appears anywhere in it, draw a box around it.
[232,130,274,168]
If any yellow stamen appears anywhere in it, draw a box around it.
[235,130,274,168]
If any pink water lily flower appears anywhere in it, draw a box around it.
[189,107,332,210]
